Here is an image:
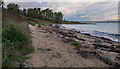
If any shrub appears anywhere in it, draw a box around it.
[3,24,26,46]
[71,41,81,47]
[2,24,28,67]
[28,22,36,26]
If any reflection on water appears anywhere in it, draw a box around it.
[60,23,120,42]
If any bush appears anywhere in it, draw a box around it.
[2,24,28,67]
[3,24,26,46]
[28,22,36,26]
[71,41,81,47]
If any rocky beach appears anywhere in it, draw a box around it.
[26,24,120,67]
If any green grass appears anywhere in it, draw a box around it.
[71,41,81,47]
[2,20,34,67]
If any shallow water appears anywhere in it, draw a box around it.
[60,23,120,42]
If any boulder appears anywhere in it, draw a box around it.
[96,50,120,66]
[63,37,74,42]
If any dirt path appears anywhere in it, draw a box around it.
[26,25,109,67]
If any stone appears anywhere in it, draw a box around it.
[96,50,120,66]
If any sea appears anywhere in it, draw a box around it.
[59,22,120,42]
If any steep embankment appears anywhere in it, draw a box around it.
[2,9,34,67]
[25,24,109,67]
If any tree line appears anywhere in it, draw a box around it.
[1,2,64,23]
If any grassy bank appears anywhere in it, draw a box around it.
[2,14,34,67]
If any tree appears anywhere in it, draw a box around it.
[6,3,64,23]
[7,3,20,13]
[33,8,38,18]
[0,0,4,8]
[0,0,2,6]
[37,8,42,19]
[27,8,33,17]
[23,9,27,16]
[53,12,63,23]
[41,9,46,20]
[19,9,23,15]
[58,12,63,22]
[37,8,41,14]
[41,8,54,21]
[46,9,53,20]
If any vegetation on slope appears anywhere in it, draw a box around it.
[2,24,26,67]
[2,9,34,67]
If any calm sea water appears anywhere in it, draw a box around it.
[60,23,120,42]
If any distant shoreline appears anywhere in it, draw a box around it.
[61,21,94,24]
[61,21,120,24]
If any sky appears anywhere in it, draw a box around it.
[4,0,120,21]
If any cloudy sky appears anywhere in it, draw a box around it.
[4,0,120,21]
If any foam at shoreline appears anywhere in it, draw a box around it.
[53,24,120,43]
